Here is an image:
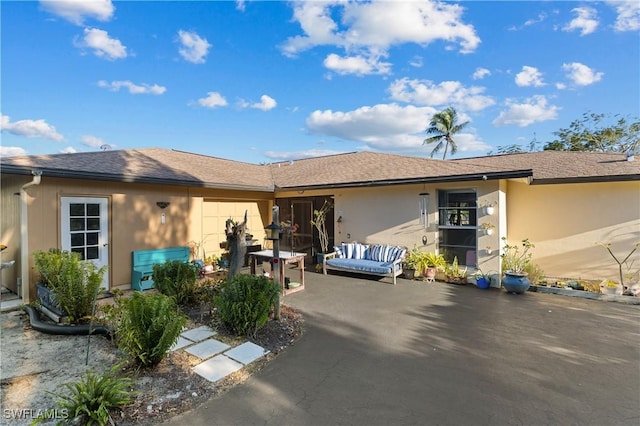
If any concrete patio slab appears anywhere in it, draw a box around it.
[184,339,230,360]
[224,342,270,365]
[181,325,217,342]
[192,355,243,382]
[169,336,194,352]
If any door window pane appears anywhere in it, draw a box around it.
[87,218,100,230]
[86,232,98,245]
[69,203,85,216]
[86,247,99,260]
[70,218,85,231]
[71,247,85,260]
[86,203,100,216]
[71,233,85,247]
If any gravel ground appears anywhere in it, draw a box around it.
[0,304,304,425]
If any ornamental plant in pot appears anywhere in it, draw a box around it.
[444,256,467,284]
[402,248,422,280]
[500,237,534,294]
[33,249,107,323]
[420,252,446,281]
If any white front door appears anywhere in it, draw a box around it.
[61,197,109,289]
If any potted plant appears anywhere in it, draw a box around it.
[444,256,467,284]
[479,223,495,235]
[500,237,534,294]
[311,200,332,264]
[402,248,422,280]
[420,252,446,281]
[33,249,106,323]
[473,269,492,289]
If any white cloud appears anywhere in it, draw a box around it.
[323,53,392,76]
[388,78,495,112]
[0,146,27,157]
[606,1,640,32]
[195,92,228,108]
[60,146,78,154]
[253,95,277,111]
[493,95,560,127]
[306,103,489,154]
[409,55,423,68]
[281,1,480,75]
[472,67,491,80]
[75,28,127,60]
[509,12,548,31]
[40,0,115,25]
[236,0,246,12]
[97,80,166,95]
[80,135,114,150]
[177,30,211,64]
[515,66,545,87]
[562,62,604,86]
[1,114,64,141]
[563,6,599,35]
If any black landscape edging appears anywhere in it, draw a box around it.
[24,305,112,340]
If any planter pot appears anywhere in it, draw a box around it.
[403,268,416,280]
[36,283,64,317]
[486,206,495,215]
[446,275,467,285]
[476,277,490,289]
[424,267,436,281]
[502,272,531,294]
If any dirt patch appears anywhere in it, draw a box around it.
[0,305,304,425]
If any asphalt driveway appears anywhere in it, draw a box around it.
[166,272,640,426]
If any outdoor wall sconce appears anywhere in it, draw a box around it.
[156,201,170,209]
[422,235,428,245]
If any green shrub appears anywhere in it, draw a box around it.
[115,292,187,367]
[152,260,200,305]
[33,365,134,426]
[214,274,279,338]
[33,249,106,322]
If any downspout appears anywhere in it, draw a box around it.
[20,170,42,303]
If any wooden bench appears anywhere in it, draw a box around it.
[131,246,190,291]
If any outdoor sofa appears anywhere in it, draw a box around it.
[322,242,406,285]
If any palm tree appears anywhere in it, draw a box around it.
[423,107,469,159]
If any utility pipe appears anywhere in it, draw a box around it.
[20,170,42,303]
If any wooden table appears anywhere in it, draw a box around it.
[249,249,306,295]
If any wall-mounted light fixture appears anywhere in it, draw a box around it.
[156,201,170,209]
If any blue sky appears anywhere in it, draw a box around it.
[1,0,638,163]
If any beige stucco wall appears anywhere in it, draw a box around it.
[505,180,640,281]
[0,174,273,300]
[277,182,503,276]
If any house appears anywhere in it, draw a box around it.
[1,148,638,303]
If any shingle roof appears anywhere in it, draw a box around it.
[1,148,637,190]
[0,148,274,191]
[269,151,530,189]
[454,151,640,183]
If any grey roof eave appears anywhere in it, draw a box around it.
[275,170,534,191]
[530,174,640,185]
[0,165,275,192]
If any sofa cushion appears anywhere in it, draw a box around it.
[334,245,345,258]
[369,244,406,263]
[326,258,393,275]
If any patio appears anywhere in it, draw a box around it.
[165,270,640,426]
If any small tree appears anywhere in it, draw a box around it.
[311,200,332,254]
[598,242,640,291]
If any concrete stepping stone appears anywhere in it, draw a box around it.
[181,325,217,342]
[192,355,243,382]
[169,336,194,352]
[224,342,270,365]
[185,339,230,360]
